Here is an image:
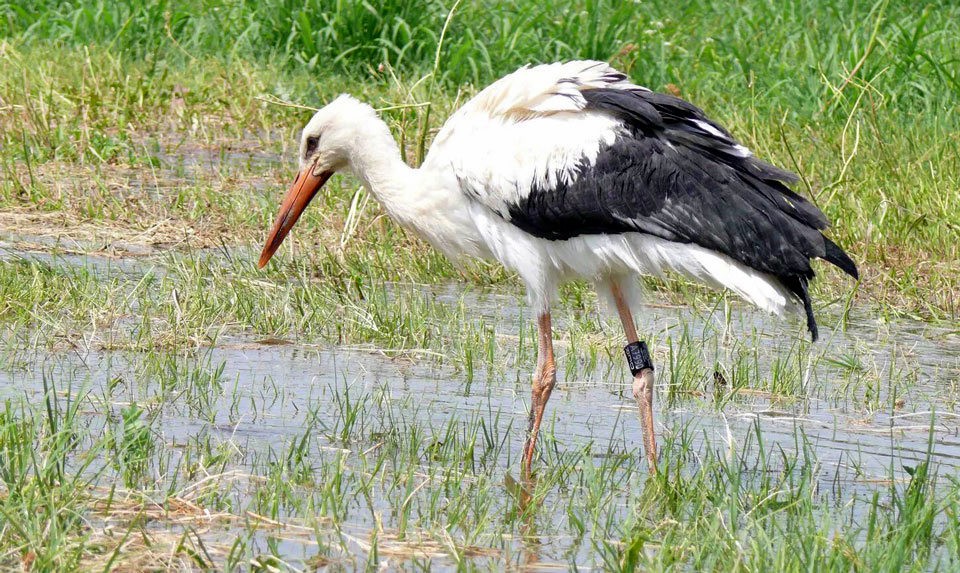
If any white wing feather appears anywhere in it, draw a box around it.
[448,60,636,118]
[423,61,643,219]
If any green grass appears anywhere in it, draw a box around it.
[1,0,958,317]
[1,0,960,570]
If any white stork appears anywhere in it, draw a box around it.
[257,61,859,474]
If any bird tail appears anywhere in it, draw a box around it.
[779,274,818,341]
[824,237,859,280]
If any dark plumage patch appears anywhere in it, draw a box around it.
[506,88,859,340]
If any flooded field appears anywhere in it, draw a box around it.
[2,21,959,565]
[2,243,959,569]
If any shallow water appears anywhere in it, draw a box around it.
[2,250,959,568]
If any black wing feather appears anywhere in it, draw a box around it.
[507,87,859,340]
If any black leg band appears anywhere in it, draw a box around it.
[624,341,654,376]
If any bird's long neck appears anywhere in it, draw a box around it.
[345,112,482,259]
[346,117,421,226]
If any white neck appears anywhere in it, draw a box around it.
[343,113,481,259]
[345,117,421,225]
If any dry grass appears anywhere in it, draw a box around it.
[0,208,212,255]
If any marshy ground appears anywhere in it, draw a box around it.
[1,1,960,570]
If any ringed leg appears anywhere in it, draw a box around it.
[522,312,557,478]
[610,282,658,471]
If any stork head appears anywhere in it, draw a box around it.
[258,95,373,268]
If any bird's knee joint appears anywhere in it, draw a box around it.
[533,365,557,393]
[624,341,654,377]
[543,369,558,391]
[632,370,654,401]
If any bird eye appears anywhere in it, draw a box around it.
[305,135,319,157]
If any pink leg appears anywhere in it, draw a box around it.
[610,282,658,472]
[522,312,556,478]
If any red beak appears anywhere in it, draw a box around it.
[258,167,332,268]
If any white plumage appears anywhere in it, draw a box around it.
[259,60,858,473]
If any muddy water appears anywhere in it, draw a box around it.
[1,251,959,567]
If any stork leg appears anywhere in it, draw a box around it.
[522,312,556,478]
[610,283,658,471]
